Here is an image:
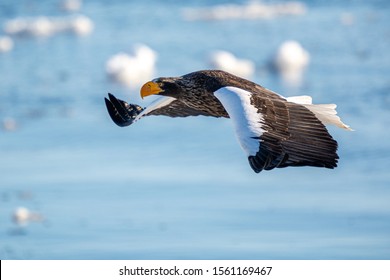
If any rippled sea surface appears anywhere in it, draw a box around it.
[0,0,389,259]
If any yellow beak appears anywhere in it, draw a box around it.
[140,81,163,99]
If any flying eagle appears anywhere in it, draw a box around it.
[105,70,351,173]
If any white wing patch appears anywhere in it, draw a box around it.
[135,96,176,121]
[214,86,265,156]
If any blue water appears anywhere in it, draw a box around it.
[0,0,389,259]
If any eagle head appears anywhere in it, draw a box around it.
[140,77,183,99]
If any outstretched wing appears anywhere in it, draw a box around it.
[214,86,339,173]
[104,93,212,127]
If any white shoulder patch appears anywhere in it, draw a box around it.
[135,96,176,121]
[214,86,265,156]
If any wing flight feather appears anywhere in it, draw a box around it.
[104,93,213,127]
[214,86,339,173]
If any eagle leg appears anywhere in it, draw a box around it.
[104,93,144,127]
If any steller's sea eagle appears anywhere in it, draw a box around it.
[105,70,351,173]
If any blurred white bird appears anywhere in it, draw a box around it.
[61,0,82,12]
[105,44,157,89]
[70,15,94,35]
[12,207,43,226]
[2,117,18,131]
[6,17,54,37]
[0,36,13,52]
[273,40,310,85]
[209,50,255,79]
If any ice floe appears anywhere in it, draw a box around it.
[183,1,306,21]
[4,15,94,37]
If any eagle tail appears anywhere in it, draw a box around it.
[302,103,353,131]
[287,95,352,131]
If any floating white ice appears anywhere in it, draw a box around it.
[183,1,306,21]
[4,15,93,37]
